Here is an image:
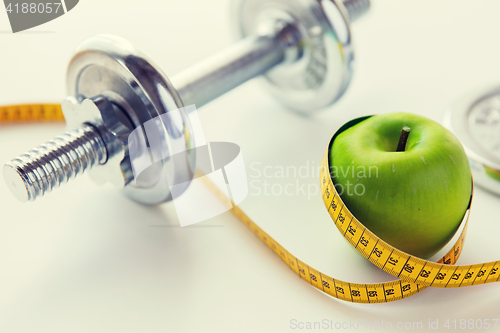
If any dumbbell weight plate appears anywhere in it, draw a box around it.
[233,0,354,113]
[66,35,196,205]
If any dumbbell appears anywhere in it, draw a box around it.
[3,0,370,205]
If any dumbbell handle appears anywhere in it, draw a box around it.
[172,0,366,108]
[172,23,297,109]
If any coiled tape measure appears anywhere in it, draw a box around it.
[2,103,499,304]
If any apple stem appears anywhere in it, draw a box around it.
[397,126,411,152]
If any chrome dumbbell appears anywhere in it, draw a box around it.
[3,0,370,205]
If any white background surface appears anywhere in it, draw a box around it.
[1,1,500,332]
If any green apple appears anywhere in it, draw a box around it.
[329,112,472,259]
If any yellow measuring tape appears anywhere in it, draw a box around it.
[0,104,64,122]
[3,103,499,304]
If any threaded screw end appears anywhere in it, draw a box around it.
[342,0,370,22]
[3,124,107,202]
